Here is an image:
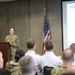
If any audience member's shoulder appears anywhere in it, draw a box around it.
[56,55,62,60]
[6,60,19,68]
[56,56,63,63]
[10,62,19,66]
[51,67,66,75]
[35,53,41,57]
[41,54,47,59]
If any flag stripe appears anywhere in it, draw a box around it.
[42,16,51,54]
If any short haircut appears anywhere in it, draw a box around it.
[19,56,35,74]
[0,69,11,75]
[27,39,35,49]
[70,43,75,53]
[15,49,25,62]
[62,48,74,62]
[45,39,54,51]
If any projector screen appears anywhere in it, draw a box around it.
[62,0,75,50]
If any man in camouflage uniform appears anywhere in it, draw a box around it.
[51,48,74,75]
[5,28,19,60]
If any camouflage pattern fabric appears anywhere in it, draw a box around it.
[6,61,22,75]
[51,67,67,75]
[5,35,19,60]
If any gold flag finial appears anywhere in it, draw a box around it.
[44,8,46,16]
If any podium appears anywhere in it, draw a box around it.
[0,42,11,67]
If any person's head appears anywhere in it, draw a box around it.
[61,72,75,75]
[9,28,15,35]
[0,52,3,68]
[45,39,54,51]
[0,69,11,75]
[19,56,36,75]
[62,48,74,65]
[27,39,36,50]
[15,49,25,62]
[70,43,75,53]
[66,66,75,74]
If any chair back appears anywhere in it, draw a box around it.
[43,66,54,75]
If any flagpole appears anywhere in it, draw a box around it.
[42,0,51,54]
[44,8,46,17]
[42,0,47,54]
[44,0,47,16]
[28,0,30,38]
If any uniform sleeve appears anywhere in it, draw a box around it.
[5,62,12,70]
[51,69,58,75]
[5,36,9,42]
[51,68,66,75]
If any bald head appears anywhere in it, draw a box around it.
[70,43,75,53]
[62,48,74,62]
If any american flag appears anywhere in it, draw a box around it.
[42,16,51,54]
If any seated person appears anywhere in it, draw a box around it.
[0,68,11,75]
[6,49,25,75]
[41,39,62,70]
[51,48,74,75]
[25,39,41,75]
[70,43,75,65]
[19,55,36,75]
[61,66,75,75]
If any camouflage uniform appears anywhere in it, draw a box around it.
[5,35,19,60]
[6,61,22,75]
[51,67,67,75]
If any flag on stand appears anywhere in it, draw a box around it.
[42,8,51,54]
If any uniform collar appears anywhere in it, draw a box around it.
[27,50,35,54]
